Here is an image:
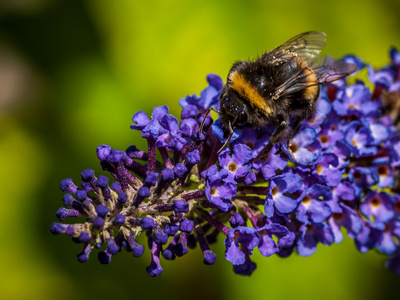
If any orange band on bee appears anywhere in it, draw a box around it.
[229,71,272,116]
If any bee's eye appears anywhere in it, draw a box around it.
[237,110,247,126]
[221,95,229,104]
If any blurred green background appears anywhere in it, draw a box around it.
[1,0,399,299]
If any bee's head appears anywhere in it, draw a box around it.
[219,88,248,132]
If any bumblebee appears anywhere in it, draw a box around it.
[215,31,357,158]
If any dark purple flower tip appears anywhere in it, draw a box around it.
[75,189,87,201]
[50,222,68,235]
[146,262,164,277]
[186,150,200,165]
[173,163,188,178]
[60,178,77,193]
[79,232,91,244]
[180,220,194,233]
[165,223,179,236]
[96,175,109,188]
[203,249,217,265]
[173,200,189,213]
[98,251,112,264]
[107,149,126,164]
[77,252,90,263]
[145,172,159,186]
[81,169,95,182]
[96,205,109,217]
[233,258,257,276]
[207,73,224,91]
[107,243,120,255]
[141,217,155,229]
[93,217,105,229]
[111,181,121,192]
[173,242,189,257]
[229,213,245,228]
[132,244,145,257]
[187,234,197,249]
[56,207,80,221]
[97,144,112,161]
[154,231,169,245]
[162,248,176,260]
[62,194,75,207]
[117,192,128,205]
[113,214,126,225]
[161,168,174,181]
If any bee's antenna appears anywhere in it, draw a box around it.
[217,120,235,155]
[199,106,220,137]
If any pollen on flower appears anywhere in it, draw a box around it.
[320,135,329,143]
[302,195,311,204]
[315,164,323,174]
[371,197,381,207]
[228,162,238,173]
[272,186,279,196]
[289,142,298,153]
[210,187,217,196]
[332,213,343,221]
[377,165,388,176]
[245,142,254,150]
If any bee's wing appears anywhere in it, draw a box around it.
[273,56,357,97]
[266,32,357,98]
[312,55,358,83]
[263,31,327,65]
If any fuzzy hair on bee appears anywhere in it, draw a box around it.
[210,31,357,159]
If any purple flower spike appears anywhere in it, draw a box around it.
[141,217,155,230]
[265,173,303,218]
[52,61,400,278]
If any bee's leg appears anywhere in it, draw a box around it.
[287,110,313,141]
[217,121,234,154]
[199,106,220,137]
[255,116,289,160]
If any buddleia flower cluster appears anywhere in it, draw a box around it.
[51,48,400,277]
